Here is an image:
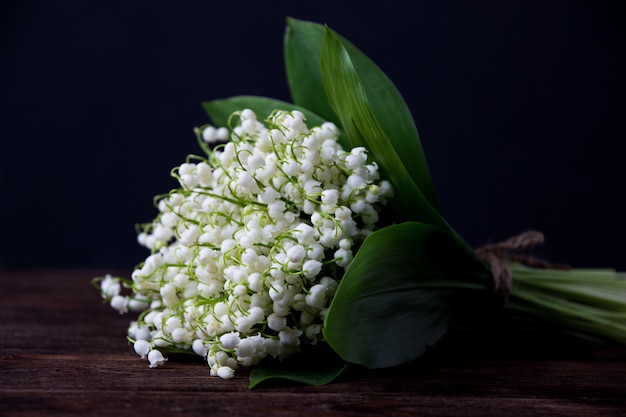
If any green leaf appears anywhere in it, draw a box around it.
[203,96,312,127]
[323,222,489,369]
[285,18,341,127]
[202,95,348,148]
[320,28,446,230]
[285,17,441,213]
[249,344,350,388]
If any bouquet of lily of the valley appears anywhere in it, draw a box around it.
[94,18,626,387]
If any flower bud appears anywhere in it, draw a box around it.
[148,350,167,368]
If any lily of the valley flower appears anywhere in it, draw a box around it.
[96,109,392,378]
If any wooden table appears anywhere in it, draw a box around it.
[1,269,625,416]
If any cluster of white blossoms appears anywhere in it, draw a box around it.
[96,109,392,378]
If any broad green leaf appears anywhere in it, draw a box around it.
[284,18,341,127]
[249,344,350,388]
[320,28,446,230]
[202,95,348,148]
[323,222,489,369]
[203,96,314,127]
[285,18,441,213]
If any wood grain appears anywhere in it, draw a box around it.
[1,269,624,416]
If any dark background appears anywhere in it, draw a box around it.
[1,1,625,270]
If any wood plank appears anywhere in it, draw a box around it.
[1,269,625,416]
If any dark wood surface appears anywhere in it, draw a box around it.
[1,269,625,417]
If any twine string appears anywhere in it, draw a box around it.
[474,230,569,303]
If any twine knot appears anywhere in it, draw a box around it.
[474,230,568,304]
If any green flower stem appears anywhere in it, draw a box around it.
[505,263,626,343]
